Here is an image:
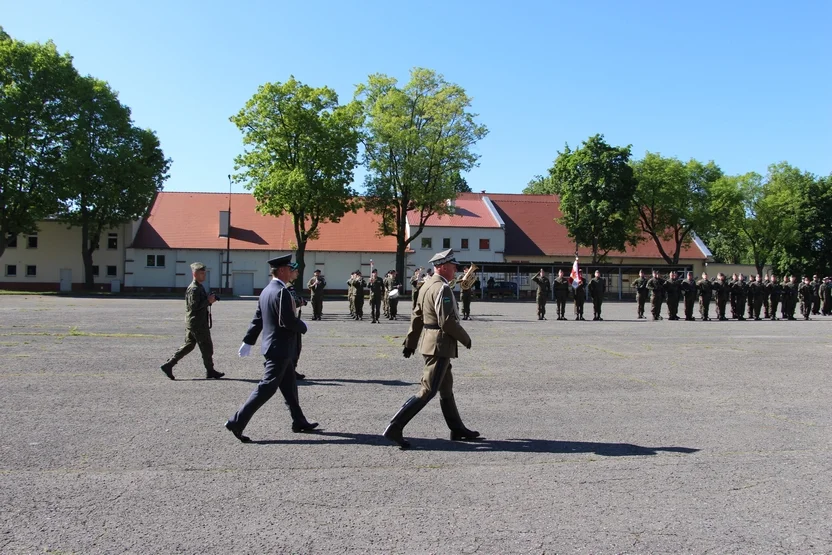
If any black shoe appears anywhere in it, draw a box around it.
[541,317,546,320]
[292,421,319,433]
[225,421,251,443]
[538,317,543,320]
[450,428,481,441]
[295,372,306,381]
[597,317,603,321]
[160,363,175,380]
[206,370,225,379]
[383,424,411,449]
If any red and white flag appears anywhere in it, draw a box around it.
[568,257,581,289]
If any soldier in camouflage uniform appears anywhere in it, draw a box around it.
[368,269,385,323]
[762,274,771,318]
[588,270,606,321]
[735,274,748,321]
[349,271,366,320]
[347,272,356,319]
[664,271,681,320]
[532,269,552,320]
[713,273,730,321]
[553,270,570,320]
[633,270,649,319]
[572,270,587,320]
[821,277,831,316]
[697,272,713,321]
[767,275,782,320]
[810,275,822,315]
[745,274,756,319]
[782,276,798,320]
[680,272,698,321]
[307,269,326,320]
[459,267,474,321]
[386,270,401,320]
[798,276,814,320]
[646,270,665,321]
[728,273,740,319]
[160,262,224,380]
[749,275,764,320]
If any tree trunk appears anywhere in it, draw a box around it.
[295,238,307,289]
[396,236,407,286]
[81,222,95,290]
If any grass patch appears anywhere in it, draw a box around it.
[0,326,166,339]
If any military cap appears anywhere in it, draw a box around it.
[371,268,378,273]
[313,269,321,274]
[267,254,293,268]
[190,262,206,272]
[288,262,299,270]
[429,248,457,266]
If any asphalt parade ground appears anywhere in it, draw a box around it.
[1,295,830,554]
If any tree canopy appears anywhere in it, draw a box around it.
[357,67,488,277]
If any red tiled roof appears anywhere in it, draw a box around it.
[486,193,708,260]
[406,194,501,228]
[132,192,398,252]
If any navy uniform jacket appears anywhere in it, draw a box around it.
[243,278,307,359]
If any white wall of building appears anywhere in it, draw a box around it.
[406,225,505,271]
[125,248,400,293]
[1,221,127,289]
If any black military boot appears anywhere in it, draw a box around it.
[383,396,428,449]
[440,396,480,441]
[160,361,176,380]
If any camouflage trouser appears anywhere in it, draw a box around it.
[716,299,727,319]
[747,297,754,319]
[370,297,381,321]
[536,298,546,318]
[167,328,214,371]
[769,297,780,319]
[348,294,355,316]
[666,297,679,319]
[461,294,471,317]
[574,299,584,318]
[801,300,812,319]
[592,298,603,319]
[556,296,567,318]
[699,297,711,320]
[762,294,770,318]
[383,293,389,317]
[651,296,663,319]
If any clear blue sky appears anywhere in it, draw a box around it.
[3,0,830,194]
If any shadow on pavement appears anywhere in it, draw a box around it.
[298,378,415,387]
[251,431,699,456]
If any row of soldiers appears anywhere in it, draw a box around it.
[531,269,607,321]
[344,269,405,323]
[632,270,832,321]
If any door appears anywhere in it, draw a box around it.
[234,272,254,296]
[59,269,72,292]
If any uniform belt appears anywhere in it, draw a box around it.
[424,324,441,330]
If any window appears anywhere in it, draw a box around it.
[479,238,490,250]
[5,265,16,277]
[106,265,117,277]
[6,234,17,249]
[421,237,432,249]
[146,254,166,267]
[460,238,469,250]
[26,265,37,277]
[27,234,38,249]
[92,265,100,277]
[107,233,118,250]
[442,238,451,249]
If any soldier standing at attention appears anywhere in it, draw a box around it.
[411,268,423,311]
[728,273,740,319]
[713,273,730,321]
[347,271,356,319]
[767,275,782,320]
[745,274,756,319]
[750,275,764,320]
[307,269,326,321]
[553,269,570,320]
[680,272,697,321]
[588,270,606,321]
[350,271,366,321]
[810,275,822,315]
[734,274,748,321]
[532,269,552,320]
[664,271,682,320]
[633,270,649,319]
[821,276,831,316]
[798,276,814,320]
[762,274,772,318]
[646,270,665,321]
[383,249,477,449]
[782,276,797,320]
[697,272,713,321]
[368,269,385,324]
[160,262,224,380]
[382,271,391,319]
[573,270,587,320]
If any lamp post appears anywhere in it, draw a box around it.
[225,174,232,294]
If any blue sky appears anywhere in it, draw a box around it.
[3,1,830,194]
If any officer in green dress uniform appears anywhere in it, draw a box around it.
[383,249,477,449]
[160,262,224,380]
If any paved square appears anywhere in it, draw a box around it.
[1,295,830,553]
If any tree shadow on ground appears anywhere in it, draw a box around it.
[252,431,699,456]
[180,377,261,383]
[298,378,415,387]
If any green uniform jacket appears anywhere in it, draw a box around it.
[185,280,211,331]
[404,274,471,358]
[532,275,551,299]
[368,276,385,300]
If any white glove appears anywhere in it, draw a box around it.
[238,343,252,357]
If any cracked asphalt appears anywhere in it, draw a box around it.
[1,295,830,554]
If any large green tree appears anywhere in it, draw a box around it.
[357,68,488,277]
[57,76,170,289]
[630,153,724,265]
[231,77,363,287]
[545,134,639,263]
[0,29,78,258]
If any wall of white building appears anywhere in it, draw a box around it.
[406,225,505,271]
[125,248,400,294]
[0,221,128,291]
